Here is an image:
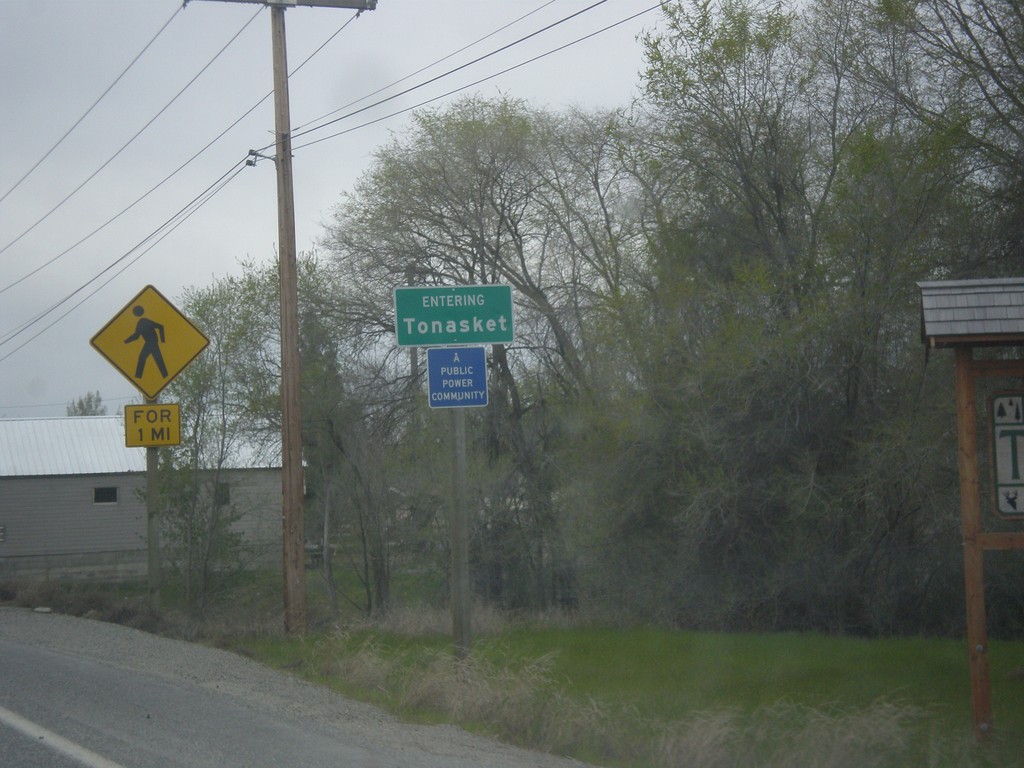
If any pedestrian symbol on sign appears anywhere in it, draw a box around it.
[91,285,209,400]
[125,305,168,379]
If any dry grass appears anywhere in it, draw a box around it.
[315,632,640,763]
[0,578,285,645]
[341,602,585,637]
[657,699,1020,768]
[655,702,953,768]
[345,603,513,636]
[0,580,168,634]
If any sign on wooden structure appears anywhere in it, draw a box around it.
[920,279,1024,739]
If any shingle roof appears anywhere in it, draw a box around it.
[919,278,1024,347]
[0,416,281,478]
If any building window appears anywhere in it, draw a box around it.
[93,486,118,505]
[214,482,230,508]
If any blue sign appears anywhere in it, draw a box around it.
[427,347,488,408]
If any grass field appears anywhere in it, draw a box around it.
[239,614,1024,768]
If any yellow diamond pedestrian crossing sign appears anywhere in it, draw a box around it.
[91,285,209,400]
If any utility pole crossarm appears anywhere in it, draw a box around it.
[190,0,376,9]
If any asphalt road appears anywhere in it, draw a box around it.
[0,637,375,767]
[1,720,85,768]
[0,608,589,768]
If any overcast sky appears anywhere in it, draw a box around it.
[0,0,662,418]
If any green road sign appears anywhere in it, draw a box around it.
[394,285,514,347]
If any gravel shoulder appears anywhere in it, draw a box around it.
[0,607,594,768]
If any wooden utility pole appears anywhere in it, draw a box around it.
[195,0,377,635]
[270,4,307,636]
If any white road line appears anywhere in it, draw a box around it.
[0,703,127,768]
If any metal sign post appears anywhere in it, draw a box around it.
[394,287,514,657]
[92,285,208,608]
[450,407,471,659]
[425,347,488,659]
[145,405,162,609]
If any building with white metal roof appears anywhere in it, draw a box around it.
[0,416,282,581]
[0,416,280,478]
[0,417,144,477]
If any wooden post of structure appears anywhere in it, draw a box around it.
[954,346,993,737]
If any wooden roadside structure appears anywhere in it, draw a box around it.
[919,278,1024,737]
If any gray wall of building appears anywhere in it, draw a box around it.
[1,469,281,581]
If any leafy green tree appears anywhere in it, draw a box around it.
[573,0,977,632]
[895,0,1024,274]
[322,96,648,610]
[160,275,278,611]
[297,265,408,619]
[66,390,106,416]
[130,0,1024,636]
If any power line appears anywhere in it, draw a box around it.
[0,158,246,351]
[287,7,363,79]
[0,5,264,261]
[0,105,264,297]
[0,5,184,208]
[0,159,249,361]
[0,8,363,297]
[1,1,625,297]
[0,2,658,368]
[0,7,369,367]
[293,2,664,152]
[291,0,559,134]
[0,2,566,409]
[285,0,614,148]
[0,393,140,413]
